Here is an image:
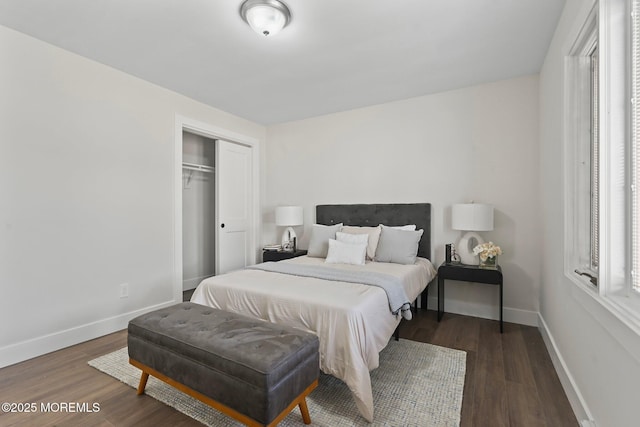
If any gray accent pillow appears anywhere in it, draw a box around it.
[307,223,343,258]
[374,225,424,264]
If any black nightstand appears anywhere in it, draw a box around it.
[437,262,503,333]
[262,249,308,262]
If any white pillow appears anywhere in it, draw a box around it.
[380,224,417,231]
[325,239,367,265]
[374,225,424,265]
[307,223,343,258]
[340,225,381,260]
[336,231,369,245]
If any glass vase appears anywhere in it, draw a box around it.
[479,255,497,269]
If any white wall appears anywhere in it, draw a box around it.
[265,75,540,324]
[0,25,265,367]
[539,0,640,425]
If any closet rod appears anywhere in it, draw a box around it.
[182,162,215,173]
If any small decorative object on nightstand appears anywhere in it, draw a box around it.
[473,241,502,269]
[437,261,503,332]
[263,249,307,262]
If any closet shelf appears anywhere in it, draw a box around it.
[182,162,215,173]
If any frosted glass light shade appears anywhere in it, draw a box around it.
[240,0,291,37]
[451,203,494,231]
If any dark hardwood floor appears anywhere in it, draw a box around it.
[0,295,577,426]
[402,310,578,427]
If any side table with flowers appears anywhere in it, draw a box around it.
[473,241,502,269]
[437,259,504,333]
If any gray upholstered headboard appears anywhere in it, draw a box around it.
[315,203,432,260]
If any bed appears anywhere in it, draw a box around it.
[190,203,436,421]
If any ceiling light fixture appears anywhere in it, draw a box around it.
[240,0,291,37]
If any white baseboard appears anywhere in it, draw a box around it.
[0,300,179,369]
[538,313,595,425]
[424,295,539,326]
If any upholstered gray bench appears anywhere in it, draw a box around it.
[127,302,319,427]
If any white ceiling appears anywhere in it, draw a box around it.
[0,0,565,125]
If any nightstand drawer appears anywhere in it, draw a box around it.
[262,249,307,262]
[439,264,502,284]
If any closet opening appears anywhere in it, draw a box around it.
[182,131,216,291]
[174,115,259,303]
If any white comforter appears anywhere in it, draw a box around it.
[190,255,436,421]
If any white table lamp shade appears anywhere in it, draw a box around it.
[451,204,494,265]
[275,206,303,226]
[452,204,494,231]
[275,206,303,248]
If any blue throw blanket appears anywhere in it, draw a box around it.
[247,262,413,320]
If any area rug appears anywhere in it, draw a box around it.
[88,339,466,427]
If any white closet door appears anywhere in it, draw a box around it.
[216,139,252,274]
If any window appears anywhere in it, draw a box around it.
[565,4,599,288]
[566,0,640,329]
[633,0,640,293]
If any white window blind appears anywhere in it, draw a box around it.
[591,45,600,272]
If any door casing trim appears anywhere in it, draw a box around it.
[174,114,261,303]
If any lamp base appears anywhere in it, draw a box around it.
[281,227,297,251]
[457,231,485,265]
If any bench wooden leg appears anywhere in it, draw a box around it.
[131,358,318,427]
[298,398,311,424]
[136,371,149,395]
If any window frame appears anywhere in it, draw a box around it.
[565,0,640,334]
[564,3,600,290]
[631,0,640,294]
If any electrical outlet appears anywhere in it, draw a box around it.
[119,283,129,298]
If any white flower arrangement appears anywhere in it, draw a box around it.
[473,241,502,261]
